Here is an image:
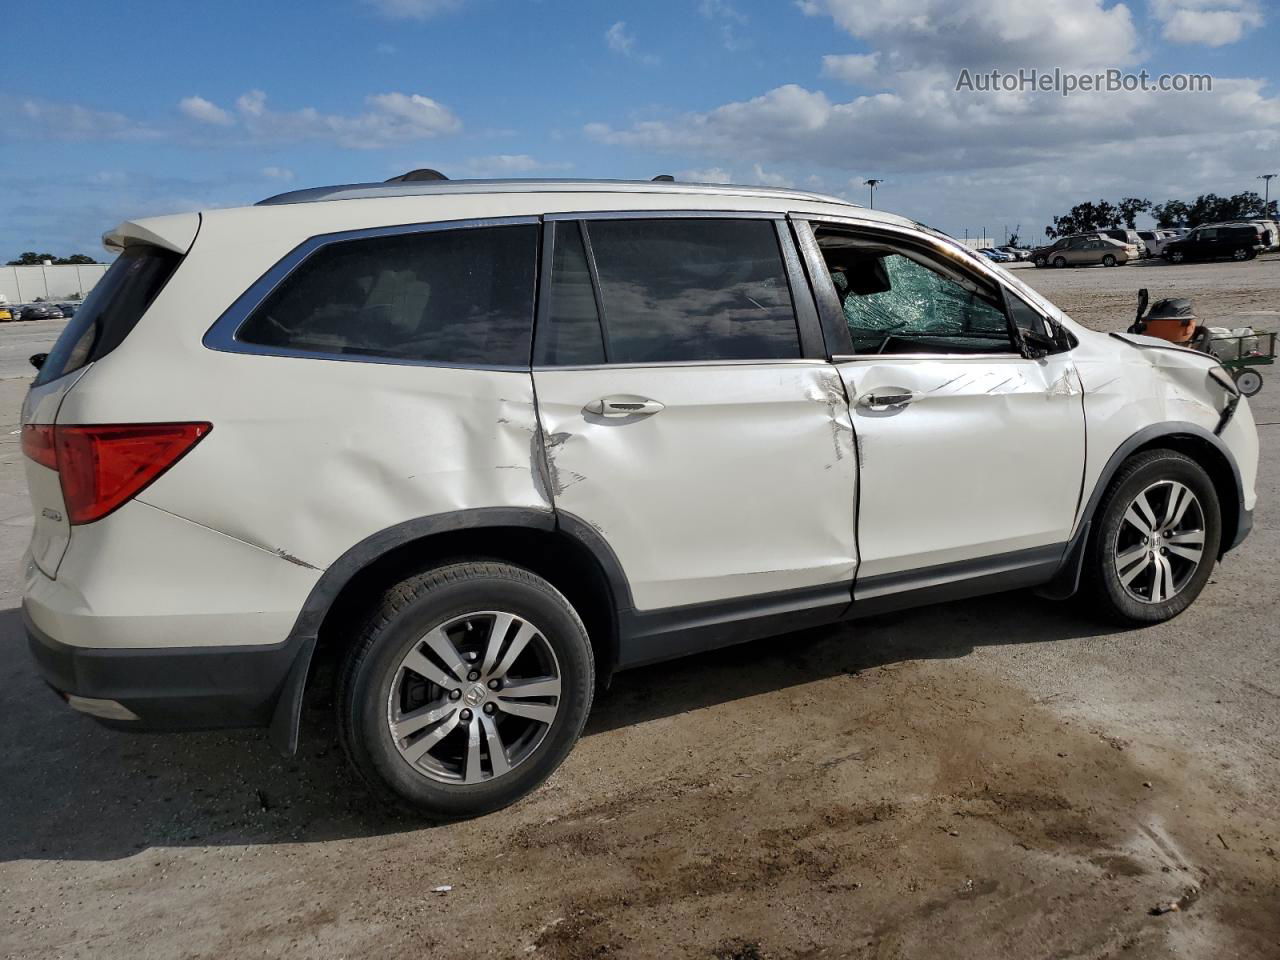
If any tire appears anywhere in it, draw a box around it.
[337,561,595,818]
[1033,256,1046,268]
[1103,254,1117,267]
[1053,256,1067,268]
[1170,250,1185,264]
[1082,450,1221,625]
[1232,248,1250,261]
[1234,368,1263,397]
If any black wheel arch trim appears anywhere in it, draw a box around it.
[1039,421,1248,600]
[269,505,629,755]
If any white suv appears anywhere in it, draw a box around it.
[21,176,1258,817]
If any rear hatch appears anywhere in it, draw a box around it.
[21,238,188,577]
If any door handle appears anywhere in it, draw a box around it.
[584,396,665,418]
[858,390,915,411]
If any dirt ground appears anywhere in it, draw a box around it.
[2,256,1279,959]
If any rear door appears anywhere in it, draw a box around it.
[531,214,858,613]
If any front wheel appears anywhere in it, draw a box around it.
[1053,256,1067,268]
[338,562,595,818]
[1033,256,1046,268]
[1169,250,1185,264]
[1082,450,1221,624]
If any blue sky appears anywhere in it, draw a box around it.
[2,0,1277,256]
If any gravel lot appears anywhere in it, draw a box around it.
[1,257,1278,959]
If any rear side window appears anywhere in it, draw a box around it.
[35,245,181,386]
[582,219,801,364]
[237,224,538,367]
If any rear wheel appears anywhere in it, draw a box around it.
[1083,450,1220,624]
[338,561,594,818]
[1233,247,1251,261]
[1102,254,1117,267]
[1033,256,1046,268]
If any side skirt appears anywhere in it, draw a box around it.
[614,544,1067,671]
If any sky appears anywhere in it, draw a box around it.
[2,0,1278,257]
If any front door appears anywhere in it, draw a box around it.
[531,215,858,613]
[800,219,1086,593]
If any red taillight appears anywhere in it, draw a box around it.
[21,424,58,470]
[23,422,211,525]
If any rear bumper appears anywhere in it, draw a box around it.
[24,605,304,730]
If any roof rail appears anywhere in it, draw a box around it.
[385,168,449,183]
[256,177,857,208]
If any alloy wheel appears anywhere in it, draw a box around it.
[387,611,562,784]
[1114,480,1206,604]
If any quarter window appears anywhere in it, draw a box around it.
[237,224,538,366]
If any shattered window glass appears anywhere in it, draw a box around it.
[827,250,1013,354]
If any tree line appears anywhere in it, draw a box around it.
[5,252,99,266]
[1045,192,1278,239]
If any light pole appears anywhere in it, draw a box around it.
[1259,174,1277,218]
[864,178,883,209]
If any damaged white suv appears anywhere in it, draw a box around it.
[22,175,1257,817]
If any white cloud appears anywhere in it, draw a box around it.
[261,166,294,181]
[679,167,735,183]
[178,95,233,126]
[175,90,461,148]
[822,53,881,85]
[606,21,658,63]
[2,96,158,142]
[1150,0,1264,46]
[586,0,1280,236]
[699,0,750,50]
[800,0,1139,73]
[462,154,572,176]
[751,163,794,187]
[363,0,461,19]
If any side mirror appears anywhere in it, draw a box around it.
[29,353,47,371]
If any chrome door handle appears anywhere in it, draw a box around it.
[584,396,666,418]
[858,390,915,411]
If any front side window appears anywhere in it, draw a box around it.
[237,224,538,366]
[817,230,1014,355]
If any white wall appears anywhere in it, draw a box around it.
[0,264,109,303]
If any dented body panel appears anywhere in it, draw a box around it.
[836,354,1085,577]
[533,362,857,610]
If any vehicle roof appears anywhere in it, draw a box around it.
[112,178,922,254]
[255,177,856,208]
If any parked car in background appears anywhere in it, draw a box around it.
[0,298,12,323]
[55,303,79,318]
[1098,228,1146,258]
[20,303,64,321]
[998,245,1030,261]
[1138,230,1176,258]
[1030,234,1101,268]
[21,175,1258,817]
[1163,224,1266,263]
[1040,235,1134,268]
[978,247,1015,263]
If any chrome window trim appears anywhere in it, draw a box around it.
[202,215,541,370]
[534,358,836,372]
[544,209,782,222]
[832,353,1027,363]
